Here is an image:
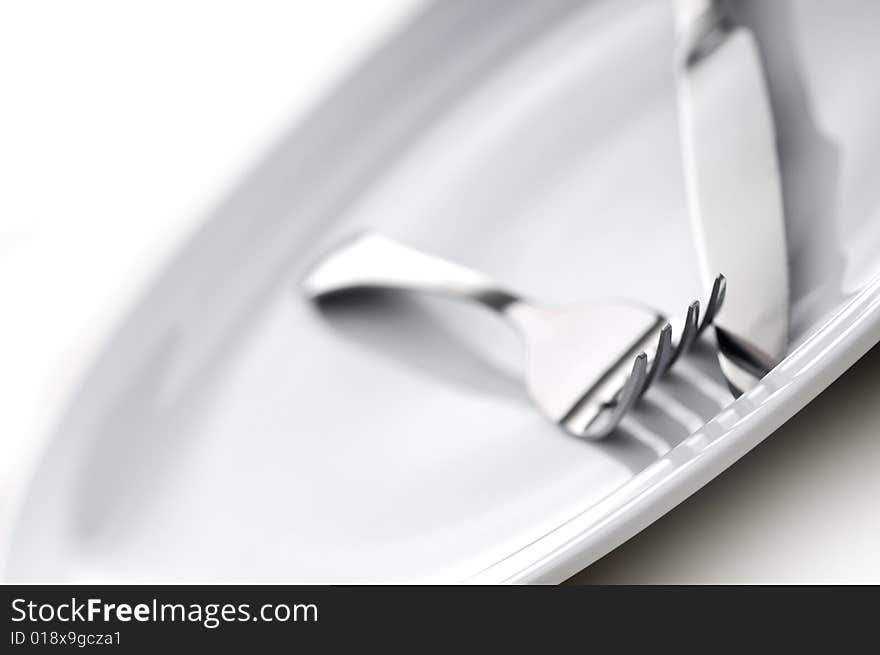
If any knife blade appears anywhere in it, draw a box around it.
[673,0,790,395]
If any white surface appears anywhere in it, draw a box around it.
[2,0,879,583]
[0,0,422,547]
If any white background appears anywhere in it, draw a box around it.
[0,0,420,528]
[2,1,878,582]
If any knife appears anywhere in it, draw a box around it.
[673,0,790,395]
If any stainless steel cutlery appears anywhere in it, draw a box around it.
[303,0,792,439]
[674,0,790,394]
[304,232,724,439]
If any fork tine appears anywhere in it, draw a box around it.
[633,276,724,400]
[600,352,648,434]
[643,323,673,392]
[698,274,726,333]
[669,300,699,366]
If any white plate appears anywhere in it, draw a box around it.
[5,0,880,583]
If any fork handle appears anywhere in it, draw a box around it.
[303,232,521,313]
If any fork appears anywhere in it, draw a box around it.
[304,232,725,439]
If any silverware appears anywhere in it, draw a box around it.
[304,232,724,439]
[674,0,790,394]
